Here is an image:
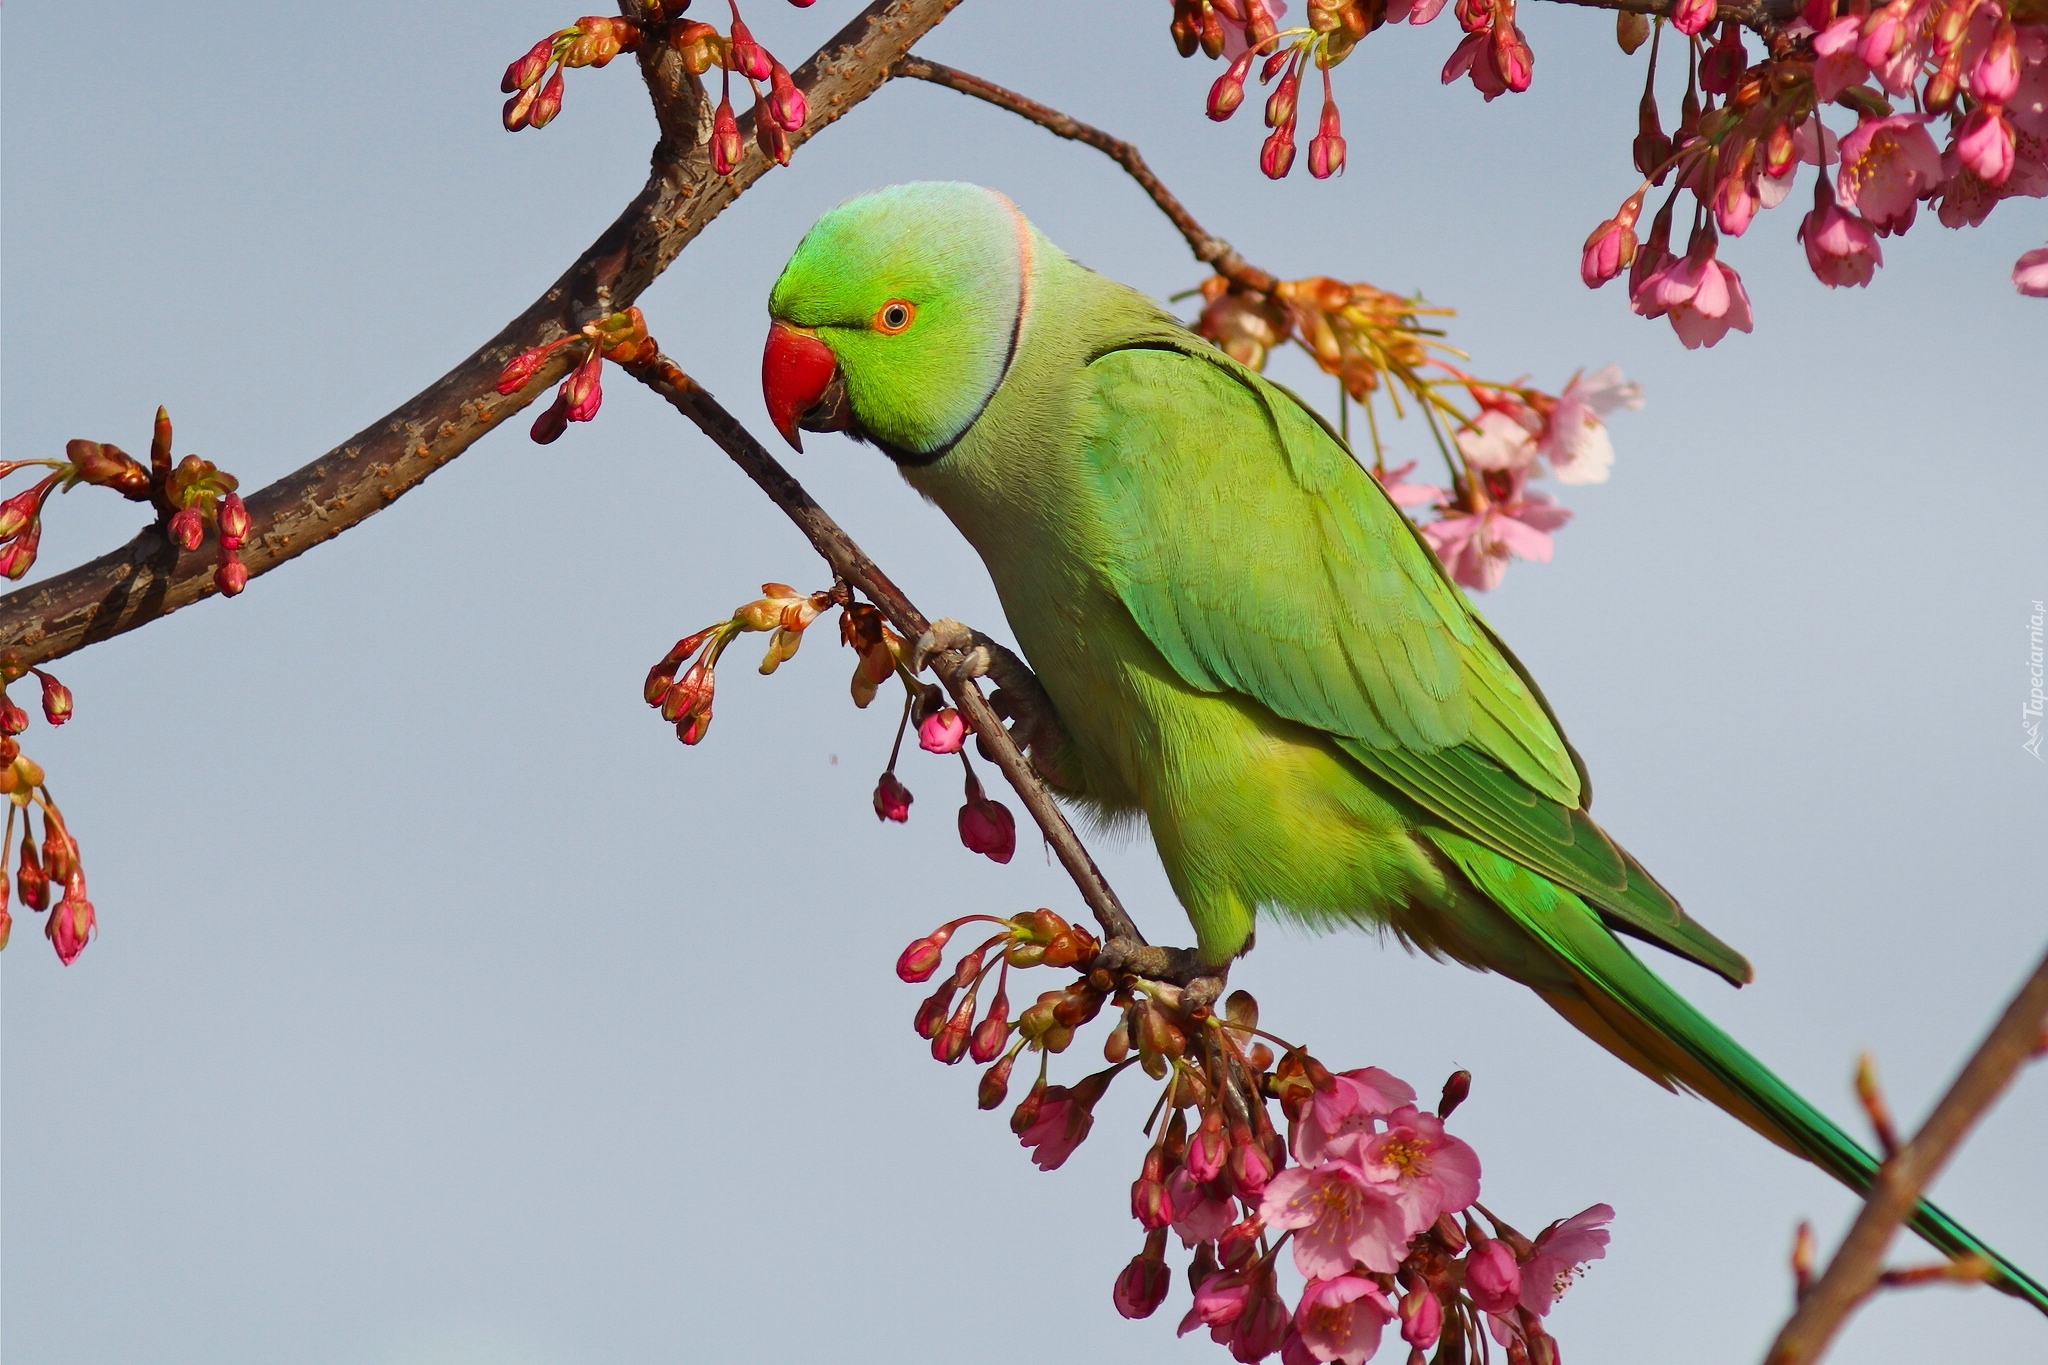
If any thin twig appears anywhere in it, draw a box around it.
[892,55,1277,295]
[1541,0,1805,25]
[624,355,1158,956]
[1763,944,2048,1364]
[0,0,963,669]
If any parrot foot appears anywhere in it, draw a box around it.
[1091,938,1229,1014]
[912,618,1078,791]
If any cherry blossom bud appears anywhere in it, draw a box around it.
[0,903,10,951]
[531,392,572,445]
[502,36,553,94]
[0,524,34,582]
[1615,10,1650,52]
[914,978,957,1039]
[1235,1272,1291,1362]
[0,699,25,736]
[1671,0,1716,35]
[1492,24,1534,92]
[1171,7,1200,58]
[562,351,604,424]
[1218,1214,1263,1269]
[727,17,773,81]
[873,771,914,823]
[1226,1121,1273,1198]
[1634,90,1671,179]
[1955,106,2015,187]
[1438,1068,1472,1117]
[167,505,204,552]
[918,708,966,754]
[1114,1231,1172,1319]
[214,547,249,597]
[215,492,251,552]
[496,341,565,394]
[1308,99,1346,179]
[48,880,94,965]
[971,1009,1010,1065]
[1259,125,1296,179]
[1580,189,1643,288]
[1187,1107,1228,1181]
[43,822,76,885]
[67,440,152,498]
[767,62,806,132]
[530,69,565,129]
[676,706,712,745]
[1199,4,1227,58]
[978,1052,1015,1109]
[1265,68,1300,128]
[1400,1288,1445,1349]
[1464,1236,1523,1313]
[1132,1148,1174,1229]
[934,991,976,1063]
[711,90,742,174]
[17,829,47,913]
[895,928,949,982]
[1009,1076,1047,1135]
[1700,23,1746,95]
[755,114,792,168]
[1210,51,1254,120]
[1972,19,2020,104]
[34,674,71,728]
[958,776,1017,863]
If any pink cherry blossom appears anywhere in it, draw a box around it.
[1260,1159,1411,1277]
[1452,409,1538,472]
[1640,237,1755,349]
[1441,31,1510,102]
[1215,0,1288,60]
[1518,1203,1614,1317]
[1293,1066,1418,1164]
[1859,0,1931,96]
[1837,114,1943,233]
[1799,177,1883,287]
[1464,1237,1523,1314]
[1115,1245,1172,1319]
[1538,364,1640,485]
[1389,0,1452,22]
[1353,1105,1483,1236]
[1293,1275,1395,1365]
[1811,17,1871,100]
[2014,245,2048,296]
[1017,1084,1093,1170]
[1423,465,1572,592]
[1168,1167,1239,1246]
[1181,1270,1253,1343]
[1372,460,1445,509]
[958,779,1017,863]
[1399,1287,1444,1349]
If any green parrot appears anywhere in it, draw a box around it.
[760,181,2045,1309]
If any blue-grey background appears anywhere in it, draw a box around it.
[4,3,2043,1362]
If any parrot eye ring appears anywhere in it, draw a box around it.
[873,299,916,334]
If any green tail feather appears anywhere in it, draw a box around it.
[1437,833,2048,1314]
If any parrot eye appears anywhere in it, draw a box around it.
[874,299,916,335]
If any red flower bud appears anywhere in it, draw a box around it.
[712,90,742,175]
[0,482,50,542]
[933,991,976,1063]
[36,673,72,727]
[914,978,957,1039]
[1131,1148,1174,1229]
[1218,1214,1264,1269]
[727,18,773,81]
[0,904,10,952]
[214,547,248,597]
[0,699,26,735]
[502,36,554,94]
[895,930,947,982]
[755,115,791,167]
[957,775,1017,863]
[977,1052,1015,1109]
[1113,1235,1172,1319]
[67,440,152,498]
[17,828,47,913]
[530,392,572,445]
[1259,126,1296,179]
[970,995,1010,1063]
[43,822,76,885]
[167,505,204,552]
[1264,69,1300,129]
[216,492,251,550]
[873,771,914,823]
[1209,51,1253,121]
[1308,99,1346,179]
[767,62,806,132]
[47,875,93,965]
[562,351,604,423]
[1009,1076,1047,1135]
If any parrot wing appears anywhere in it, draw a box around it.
[1077,339,1751,986]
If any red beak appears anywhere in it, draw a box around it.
[762,320,842,452]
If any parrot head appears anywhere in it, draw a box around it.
[763,182,1029,461]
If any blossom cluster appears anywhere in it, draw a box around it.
[0,651,90,965]
[500,2,813,172]
[497,307,661,443]
[1193,274,1640,590]
[897,915,1614,1364]
[1175,0,2048,317]
[641,584,1023,862]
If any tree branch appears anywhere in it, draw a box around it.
[1537,0,1805,25]
[1763,944,2048,1365]
[892,55,1278,295]
[621,354,1159,956]
[0,0,963,669]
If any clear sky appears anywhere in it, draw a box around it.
[3,3,2044,1363]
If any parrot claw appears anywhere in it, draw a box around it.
[911,618,989,677]
[914,618,1080,793]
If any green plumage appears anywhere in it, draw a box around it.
[767,182,2046,1310]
